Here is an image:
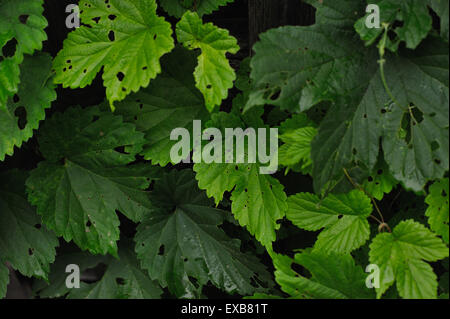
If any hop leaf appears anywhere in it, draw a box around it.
[0,53,56,161]
[135,169,272,298]
[176,11,239,112]
[193,112,287,247]
[287,190,373,254]
[113,46,209,166]
[160,0,235,18]
[369,220,449,299]
[0,0,48,107]
[53,0,174,109]
[0,170,58,297]
[271,250,374,299]
[425,178,449,244]
[26,106,161,256]
[355,0,433,50]
[278,114,317,174]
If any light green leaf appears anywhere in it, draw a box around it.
[369,220,449,299]
[272,250,374,299]
[425,178,449,244]
[0,0,48,107]
[113,46,209,166]
[362,160,398,200]
[53,0,174,109]
[26,106,160,256]
[278,114,317,174]
[0,53,56,161]
[135,169,272,298]
[194,112,287,247]
[160,0,235,18]
[287,190,372,254]
[176,11,239,112]
[0,170,58,283]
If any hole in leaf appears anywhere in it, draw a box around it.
[114,146,126,154]
[431,141,439,151]
[115,278,125,285]
[158,245,165,256]
[19,15,29,24]
[13,94,19,103]
[92,16,101,23]
[116,72,125,82]
[108,14,117,20]
[108,30,115,41]
[14,106,27,130]
[377,169,383,175]
[2,38,18,58]
[28,248,34,256]
[34,224,41,229]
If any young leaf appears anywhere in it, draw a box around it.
[278,114,317,174]
[113,46,209,166]
[0,0,48,107]
[176,11,239,112]
[425,178,449,244]
[53,0,174,109]
[362,160,398,200]
[26,106,161,256]
[0,170,58,288]
[369,220,449,299]
[0,53,56,161]
[272,250,374,299]
[160,0,235,18]
[193,112,287,247]
[287,190,373,254]
[135,169,272,298]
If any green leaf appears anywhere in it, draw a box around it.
[53,0,174,109]
[68,241,162,299]
[0,259,8,298]
[272,250,374,299]
[160,0,235,18]
[113,46,209,166]
[193,112,287,247]
[362,160,398,200]
[369,220,449,299]
[33,249,107,299]
[0,170,58,283]
[287,190,372,254]
[381,46,449,191]
[429,0,449,41]
[356,0,433,50]
[176,11,239,112]
[425,178,449,244]
[246,0,367,113]
[278,114,317,174]
[135,169,272,298]
[0,53,56,161]
[0,0,48,107]
[26,106,160,256]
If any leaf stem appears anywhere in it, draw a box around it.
[343,168,389,231]
[378,23,403,111]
